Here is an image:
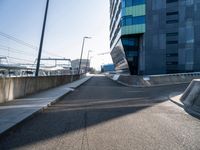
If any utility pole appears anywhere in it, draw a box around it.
[85,50,92,73]
[35,0,49,77]
[78,37,91,75]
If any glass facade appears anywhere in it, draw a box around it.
[110,0,146,75]
[122,0,145,7]
[122,36,140,74]
[121,16,145,26]
[121,2,145,35]
[110,0,200,75]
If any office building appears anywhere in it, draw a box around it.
[101,64,115,72]
[110,0,200,75]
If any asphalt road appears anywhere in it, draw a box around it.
[0,75,200,150]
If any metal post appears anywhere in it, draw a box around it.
[78,37,91,75]
[78,38,85,75]
[35,0,50,77]
[85,50,92,73]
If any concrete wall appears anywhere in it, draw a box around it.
[0,75,80,103]
[108,73,200,87]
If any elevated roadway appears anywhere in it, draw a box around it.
[0,75,200,150]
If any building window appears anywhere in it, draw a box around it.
[122,0,145,7]
[166,32,178,37]
[166,61,178,65]
[166,53,178,57]
[121,15,145,26]
[166,0,178,3]
[126,51,138,57]
[166,41,178,44]
[166,11,178,16]
[166,20,178,24]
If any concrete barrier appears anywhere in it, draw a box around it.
[106,73,200,87]
[180,79,200,113]
[0,75,80,103]
[117,75,146,87]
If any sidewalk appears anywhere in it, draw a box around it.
[0,76,92,136]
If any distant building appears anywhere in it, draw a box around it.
[71,59,90,73]
[110,0,200,75]
[101,64,115,72]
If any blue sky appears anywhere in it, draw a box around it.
[0,0,112,69]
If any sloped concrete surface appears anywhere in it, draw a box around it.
[169,79,200,117]
[0,76,92,135]
[181,79,200,115]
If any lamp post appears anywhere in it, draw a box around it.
[35,0,49,77]
[85,50,92,73]
[78,36,91,75]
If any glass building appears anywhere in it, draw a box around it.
[110,0,200,75]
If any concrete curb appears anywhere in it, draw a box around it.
[0,76,92,138]
[169,92,184,108]
[105,75,144,87]
[106,75,189,88]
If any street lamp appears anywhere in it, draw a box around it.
[78,36,92,75]
[85,50,93,73]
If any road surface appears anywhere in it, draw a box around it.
[0,75,200,150]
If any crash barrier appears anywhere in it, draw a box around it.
[0,75,80,103]
[181,79,200,114]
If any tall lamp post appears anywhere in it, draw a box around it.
[85,50,92,73]
[35,0,50,77]
[78,36,91,75]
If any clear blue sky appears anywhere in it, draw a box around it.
[0,0,112,69]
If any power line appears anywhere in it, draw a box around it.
[0,51,56,66]
[0,43,63,59]
[0,31,67,67]
[0,32,38,50]
[0,44,37,55]
[0,31,65,58]
[0,47,60,65]
[0,48,37,59]
[0,54,34,63]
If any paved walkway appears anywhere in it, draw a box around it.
[0,76,92,135]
